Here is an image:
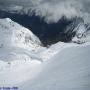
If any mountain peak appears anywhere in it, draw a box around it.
[0,18,41,50]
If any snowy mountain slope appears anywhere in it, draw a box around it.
[0,0,90,89]
[0,35,90,88]
[0,18,90,90]
[0,18,44,72]
[20,44,90,90]
[0,18,41,50]
[0,18,45,86]
[72,23,90,44]
[64,17,90,44]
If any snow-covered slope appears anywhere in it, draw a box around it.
[0,18,41,50]
[20,44,90,90]
[0,18,90,90]
[65,18,90,44]
[0,18,43,71]
[0,18,44,86]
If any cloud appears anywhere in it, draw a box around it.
[0,0,90,23]
[32,0,81,23]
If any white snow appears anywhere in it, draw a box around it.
[0,18,41,50]
[0,18,44,86]
[20,44,90,90]
[0,18,90,90]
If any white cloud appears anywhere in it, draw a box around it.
[0,0,90,23]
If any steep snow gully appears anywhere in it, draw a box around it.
[0,16,90,89]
